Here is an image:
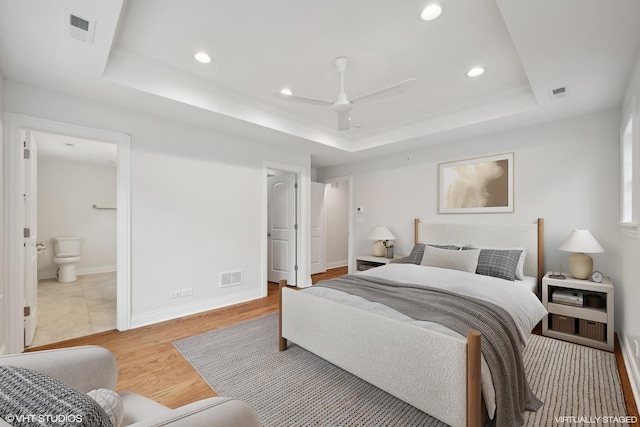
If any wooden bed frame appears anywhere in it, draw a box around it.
[279,218,544,427]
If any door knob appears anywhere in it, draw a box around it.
[267,232,271,237]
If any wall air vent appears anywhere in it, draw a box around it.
[64,10,95,44]
[548,85,569,101]
[220,271,243,288]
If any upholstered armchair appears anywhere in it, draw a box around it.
[0,346,261,427]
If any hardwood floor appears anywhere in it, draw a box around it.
[27,267,348,409]
[28,265,638,421]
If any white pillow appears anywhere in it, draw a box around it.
[467,246,527,280]
[88,389,124,427]
[421,245,480,273]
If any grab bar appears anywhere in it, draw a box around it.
[92,204,116,210]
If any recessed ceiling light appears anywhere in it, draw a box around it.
[421,4,442,21]
[194,52,211,64]
[467,67,485,77]
[280,88,293,96]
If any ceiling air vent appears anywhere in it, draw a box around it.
[548,86,569,101]
[64,10,95,44]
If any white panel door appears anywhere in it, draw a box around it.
[310,182,326,275]
[23,131,39,346]
[268,173,297,284]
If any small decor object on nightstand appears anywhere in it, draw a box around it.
[367,225,396,257]
[591,271,604,283]
[384,240,395,259]
[549,264,566,279]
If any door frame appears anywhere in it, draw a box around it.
[3,113,131,353]
[262,161,310,292]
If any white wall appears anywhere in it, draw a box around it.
[620,50,640,404]
[36,158,117,279]
[3,80,311,327]
[324,181,349,268]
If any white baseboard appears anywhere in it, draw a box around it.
[129,288,264,329]
[78,265,117,276]
[38,265,117,281]
[38,270,57,280]
[325,260,348,269]
[621,334,640,408]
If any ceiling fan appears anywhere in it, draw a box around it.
[272,57,417,131]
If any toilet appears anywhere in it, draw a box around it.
[52,236,82,283]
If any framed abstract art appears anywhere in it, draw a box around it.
[438,152,514,214]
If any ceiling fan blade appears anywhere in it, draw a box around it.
[350,78,417,104]
[271,91,333,106]
[337,112,350,131]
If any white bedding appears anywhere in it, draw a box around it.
[304,263,547,419]
[519,275,538,293]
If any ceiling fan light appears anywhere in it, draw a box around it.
[280,88,293,96]
[194,52,211,64]
[421,4,442,21]
[467,67,485,77]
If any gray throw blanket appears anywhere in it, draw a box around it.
[315,274,542,427]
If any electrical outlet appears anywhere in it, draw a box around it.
[170,290,181,299]
[181,288,193,297]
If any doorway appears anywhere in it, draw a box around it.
[27,131,118,347]
[323,176,352,272]
[3,113,131,354]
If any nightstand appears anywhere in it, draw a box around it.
[542,272,614,352]
[355,254,408,271]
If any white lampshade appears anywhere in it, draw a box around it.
[559,229,604,254]
[367,225,396,241]
[559,229,604,279]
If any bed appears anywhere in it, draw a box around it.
[279,218,547,427]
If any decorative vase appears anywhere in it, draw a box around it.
[386,248,394,259]
[372,241,386,257]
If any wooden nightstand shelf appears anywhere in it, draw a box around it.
[355,254,408,271]
[542,272,614,352]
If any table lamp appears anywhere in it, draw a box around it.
[558,229,604,279]
[367,225,396,257]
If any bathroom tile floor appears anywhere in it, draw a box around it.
[28,272,116,348]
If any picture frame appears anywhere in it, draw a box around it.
[438,152,514,214]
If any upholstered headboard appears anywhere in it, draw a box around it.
[414,218,544,281]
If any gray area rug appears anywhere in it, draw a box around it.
[173,313,629,427]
